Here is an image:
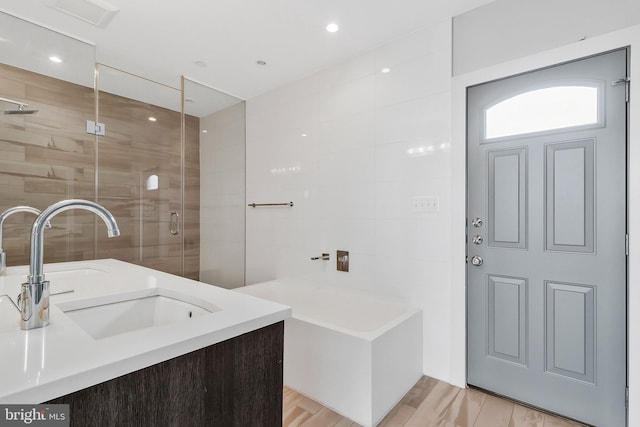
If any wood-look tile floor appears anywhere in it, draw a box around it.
[283,376,589,427]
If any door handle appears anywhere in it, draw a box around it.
[169,211,180,236]
[470,255,483,266]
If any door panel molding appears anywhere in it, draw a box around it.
[545,139,595,253]
[488,147,528,249]
[488,275,528,366]
[545,281,596,384]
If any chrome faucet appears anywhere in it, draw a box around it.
[19,199,120,330]
[0,206,51,276]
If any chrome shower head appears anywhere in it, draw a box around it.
[0,97,38,115]
[4,107,39,115]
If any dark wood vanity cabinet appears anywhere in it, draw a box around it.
[47,322,284,427]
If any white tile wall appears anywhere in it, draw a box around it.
[246,20,453,381]
[230,14,640,418]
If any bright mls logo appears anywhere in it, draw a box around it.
[0,405,69,427]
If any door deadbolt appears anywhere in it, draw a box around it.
[472,217,483,227]
[472,235,483,245]
[470,255,483,266]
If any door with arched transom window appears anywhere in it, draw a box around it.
[467,49,628,426]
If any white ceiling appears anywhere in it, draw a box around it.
[0,0,494,101]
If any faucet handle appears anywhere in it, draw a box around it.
[16,289,30,322]
[311,253,330,261]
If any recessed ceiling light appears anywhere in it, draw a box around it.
[202,130,208,134]
[148,117,157,122]
[326,22,339,33]
[49,56,63,63]
[381,67,391,74]
[301,133,308,137]
[194,61,207,68]
[256,60,267,66]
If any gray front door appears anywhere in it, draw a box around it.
[467,49,627,426]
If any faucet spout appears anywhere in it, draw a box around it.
[28,199,120,284]
[20,199,120,330]
[0,206,51,276]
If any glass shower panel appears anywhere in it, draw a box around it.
[0,12,96,267]
[96,65,183,276]
[184,79,245,288]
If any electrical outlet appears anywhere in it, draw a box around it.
[413,196,439,213]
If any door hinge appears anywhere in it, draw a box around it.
[626,234,629,256]
[612,77,630,102]
[626,387,629,408]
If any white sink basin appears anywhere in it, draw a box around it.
[57,289,220,339]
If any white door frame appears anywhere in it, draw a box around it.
[451,24,640,425]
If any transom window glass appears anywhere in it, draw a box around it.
[484,85,600,140]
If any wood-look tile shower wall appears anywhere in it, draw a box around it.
[0,64,200,279]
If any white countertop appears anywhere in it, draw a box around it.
[0,259,290,403]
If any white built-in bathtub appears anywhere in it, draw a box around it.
[236,279,423,427]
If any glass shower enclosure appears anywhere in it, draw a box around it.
[0,12,198,279]
[0,12,248,284]
[95,64,195,278]
[0,12,98,267]
[184,79,246,288]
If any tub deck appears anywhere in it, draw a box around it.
[238,279,423,427]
